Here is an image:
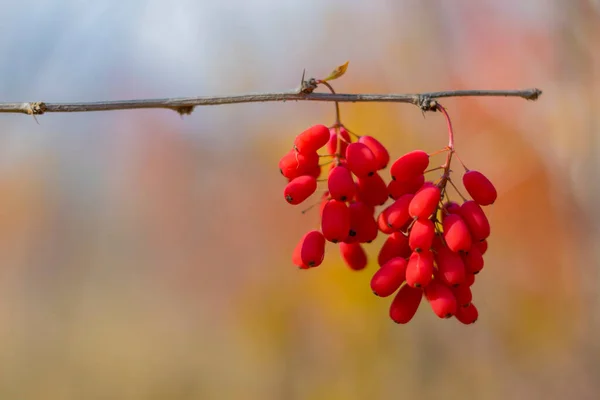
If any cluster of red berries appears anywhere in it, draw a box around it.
[279,118,497,325]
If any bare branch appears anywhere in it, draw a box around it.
[0,88,542,116]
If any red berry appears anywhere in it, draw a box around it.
[371,257,407,297]
[463,170,497,206]
[284,175,317,205]
[348,202,378,243]
[390,150,429,182]
[328,165,356,202]
[475,239,488,255]
[356,173,388,207]
[294,124,330,154]
[298,230,326,268]
[377,211,395,234]
[435,246,466,287]
[378,232,411,266]
[424,279,457,318]
[358,136,389,170]
[345,142,378,178]
[339,242,367,271]
[406,250,434,288]
[408,182,441,219]
[382,194,414,230]
[462,245,485,274]
[306,163,322,179]
[279,149,319,180]
[321,200,351,243]
[455,303,479,324]
[389,284,423,324]
[326,126,351,156]
[442,213,472,252]
[443,201,461,215]
[387,174,425,200]
[464,273,476,287]
[452,285,473,307]
[460,201,491,241]
[409,218,435,252]
[292,237,309,269]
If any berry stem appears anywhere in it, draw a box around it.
[435,103,454,150]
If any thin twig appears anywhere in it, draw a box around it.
[0,88,542,116]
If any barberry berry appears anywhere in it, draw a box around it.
[321,199,351,243]
[345,142,378,178]
[389,284,423,324]
[355,173,389,207]
[294,124,330,154]
[358,135,390,170]
[424,279,457,318]
[339,242,367,271]
[435,246,466,287]
[297,230,326,268]
[408,218,435,252]
[279,149,320,180]
[455,303,478,324]
[460,200,491,241]
[387,174,425,200]
[390,150,429,182]
[463,170,497,206]
[408,182,441,219]
[406,250,434,288]
[462,245,485,274]
[327,165,356,202]
[382,193,414,230]
[378,231,411,266]
[442,213,472,252]
[371,257,407,297]
[284,175,317,205]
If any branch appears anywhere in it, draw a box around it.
[0,88,542,116]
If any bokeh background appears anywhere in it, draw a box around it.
[0,1,598,399]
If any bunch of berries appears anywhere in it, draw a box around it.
[279,105,497,325]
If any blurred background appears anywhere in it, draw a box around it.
[0,0,598,399]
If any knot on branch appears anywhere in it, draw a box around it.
[300,78,318,94]
[175,106,194,116]
[526,88,543,101]
[417,96,438,112]
[28,102,47,115]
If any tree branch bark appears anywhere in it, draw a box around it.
[0,88,542,116]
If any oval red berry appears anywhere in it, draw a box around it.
[387,174,425,200]
[328,165,356,202]
[409,218,435,252]
[371,257,407,297]
[442,213,472,252]
[356,173,389,207]
[345,142,378,178]
[435,246,466,287]
[463,170,497,206]
[294,124,330,154]
[299,230,326,268]
[389,283,423,324]
[378,231,411,266]
[408,182,441,219]
[460,200,491,241]
[424,279,457,318]
[284,175,317,205]
[279,149,319,180]
[339,242,367,271]
[321,200,351,243]
[358,135,389,170]
[390,150,429,182]
[406,250,434,288]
